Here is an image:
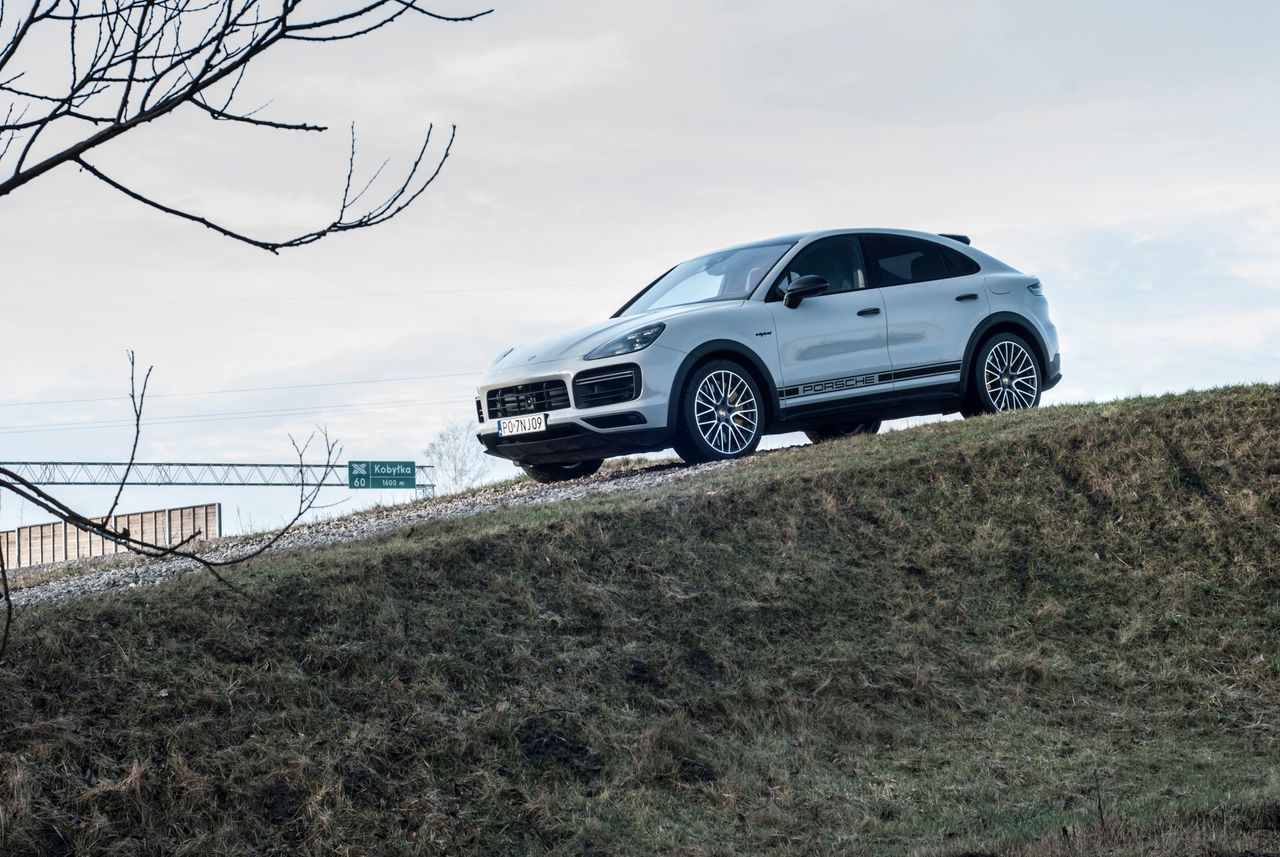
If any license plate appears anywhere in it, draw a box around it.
[498,413,547,437]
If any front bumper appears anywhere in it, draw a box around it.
[475,346,684,465]
[479,422,674,464]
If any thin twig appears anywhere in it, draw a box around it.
[103,349,151,519]
[73,123,453,253]
[0,501,11,659]
[1094,769,1106,832]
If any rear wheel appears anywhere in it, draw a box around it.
[520,459,603,483]
[967,332,1041,415]
[672,359,764,464]
[804,421,881,443]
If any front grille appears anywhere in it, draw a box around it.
[573,364,640,409]
[475,398,485,424]
[486,379,570,419]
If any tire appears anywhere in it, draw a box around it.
[520,459,603,483]
[804,421,881,444]
[672,359,765,464]
[968,332,1042,415]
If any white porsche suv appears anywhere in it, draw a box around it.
[476,229,1061,482]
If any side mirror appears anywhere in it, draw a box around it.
[782,274,829,309]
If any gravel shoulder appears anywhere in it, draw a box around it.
[10,459,734,610]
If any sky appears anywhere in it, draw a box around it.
[2,0,1278,534]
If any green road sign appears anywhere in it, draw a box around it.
[347,460,416,489]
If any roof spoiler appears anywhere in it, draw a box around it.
[939,233,971,245]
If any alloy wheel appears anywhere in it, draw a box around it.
[693,369,759,455]
[983,340,1039,411]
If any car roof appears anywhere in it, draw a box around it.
[711,228,975,254]
[710,228,1021,285]
[797,227,972,245]
[743,228,1015,269]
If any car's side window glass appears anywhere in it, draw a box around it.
[863,235,958,287]
[768,237,866,301]
[940,245,981,276]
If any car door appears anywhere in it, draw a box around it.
[765,236,893,411]
[862,233,989,392]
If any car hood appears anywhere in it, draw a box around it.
[488,302,741,372]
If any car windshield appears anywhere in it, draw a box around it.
[619,241,794,316]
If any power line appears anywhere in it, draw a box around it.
[0,370,482,409]
[0,396,474,435]
[0,280,639,312]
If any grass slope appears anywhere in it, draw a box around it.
[1,385,1278,856]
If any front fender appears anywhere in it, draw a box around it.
[666,339,781,431]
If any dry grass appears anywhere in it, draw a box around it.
[1004,810,1280,856]
[0,384,1277,855]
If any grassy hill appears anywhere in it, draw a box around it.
[1,385,1278,856]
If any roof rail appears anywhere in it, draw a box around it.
[939,233,971,245]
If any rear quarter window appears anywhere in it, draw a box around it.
[941,246,981,276]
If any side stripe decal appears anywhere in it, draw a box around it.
[779,361,962,402]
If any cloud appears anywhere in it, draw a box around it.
[432,32,627,103]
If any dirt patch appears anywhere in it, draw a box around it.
[515,715,603,782]
[906,565,934,589]
[1254,804,1280,831]
[676,755,717,784]
[685,645,724,685]
[625,659,666,692]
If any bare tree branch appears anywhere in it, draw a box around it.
[0,0,489,250]
[103,349,151,520]
[0,498,11,660]
[423,418,492,494]
[191,94,326,131]
[286,0,490,34]
[73,121,452,253]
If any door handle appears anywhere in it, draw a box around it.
[857,307,881,317]
[955,293,979,302]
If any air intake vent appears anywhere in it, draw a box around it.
[486,380,570,419]
[573,364,640,409]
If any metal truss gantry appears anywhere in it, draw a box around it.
[0,462,436,495]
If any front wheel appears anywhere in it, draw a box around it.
[520,459,603,484]
[968,333,1041,415]
[672,359,765,464]
[804,421,881,444]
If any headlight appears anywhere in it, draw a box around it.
[490,347,514,368]
[585,323,666,360]
[1027,281,1044,296]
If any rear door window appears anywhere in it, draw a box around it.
[863,234,970,286]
